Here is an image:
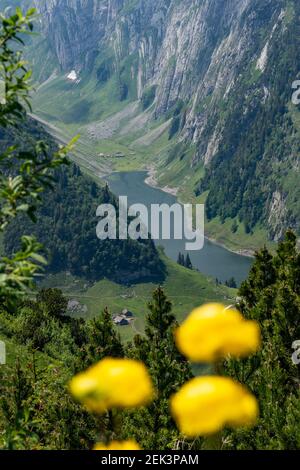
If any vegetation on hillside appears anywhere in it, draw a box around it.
[1,231,299,450]
[0,6,299,452]
[196,0,300,239]
[224,231,300,449]
[0,7,71,307]
[1,119,165,285]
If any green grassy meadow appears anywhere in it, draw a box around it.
[40,250,236,342]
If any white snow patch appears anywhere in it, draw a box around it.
[67,70,77,81]
[256,10,285,73]
[256,42,269,72]
[67,70,81,83]
[262,85,270,104]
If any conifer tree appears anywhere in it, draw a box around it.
[224,231,300,450]
[36,288,68,318]
[79,307,124,369]
[123,287,192,449]
[185,253,193,270]
[177,252,184,266]
[225,277,237,288]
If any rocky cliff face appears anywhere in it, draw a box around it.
[33,0,281,117]
[29,0,300,240]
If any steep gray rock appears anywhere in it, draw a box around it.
[31,0,282,141]
[26,0,300,240]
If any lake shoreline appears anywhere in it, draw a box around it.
[106,170,252,284]
[32,112,254,262]
[144,166,179,197]
[144,165,255,260]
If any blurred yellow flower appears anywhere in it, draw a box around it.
[171,376,258,437]
[70,358,154,413]
[175,303,260,362]
[94,440,141,450]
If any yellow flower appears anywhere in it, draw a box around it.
[70,358,154,413]
[94,440,141,450]
[175,303,260,362]
[171,376,258,437]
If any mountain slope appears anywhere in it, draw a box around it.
[22,0,300,246]
[0,118,165,283]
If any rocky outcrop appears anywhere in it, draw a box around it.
[32,0,283,149]
[30,3,262,95]
[30,0,300,240]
